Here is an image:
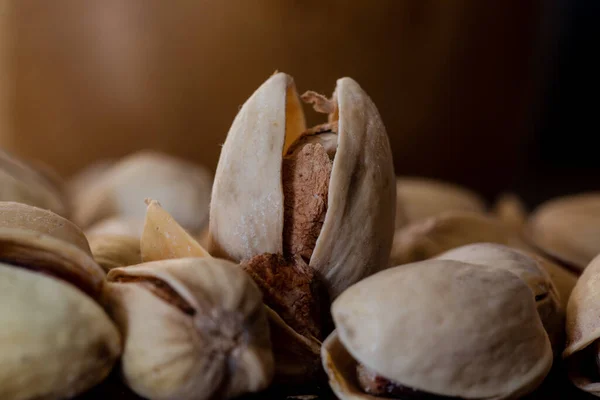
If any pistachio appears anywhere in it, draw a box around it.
[526,193,600,272]
[0,149,68,217]
[563,254,600,395]
[0,202,120,400]
[72,150,212,235]
[85,216,145,238]
[394,177,486,228]
[88,234,141,272]
[104,257,274,400]
[492,192,528,230]
[323,260,553,399]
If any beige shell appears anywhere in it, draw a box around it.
[0,201,105,296]
[72,150,213,234]
[0,264,121,400]
[527,193,600,271]
[324,260,553,400]
[435,243,564,353]
[395,176,486,228]
[493,192,528,230]
[105,257,274,400]
[563,254,600,394]
[209,72,396,299]
[0,150,68,217]
[85,216,145,238]
[88,234,141,272]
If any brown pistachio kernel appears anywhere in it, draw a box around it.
[241,253,329,340]
[113,275,195,316]
[357,364,467,399]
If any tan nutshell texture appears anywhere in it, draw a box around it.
[436,243,564,353]
[141,199,210,262]
[105,258,274,400]
[527,193,600,271]
[89,234,141,272]
[72,150,212,234]
[0,264,121,400]
[395,176,486,227]
[210,73,395,299]
[0,150,68,217]
[327,260,552,400]
[563,254,600,395]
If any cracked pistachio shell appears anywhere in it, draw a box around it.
[389,210,526,267]
[105,258,274,400]
[527,193,600,271]
[209,72,395,299]
[435,243,564,353]
[0,150,67,217]
[0,201,105,297]
[73,150,212,234]
[563,254,600,394]
[395,177,486,228]
[0,263,121,400]
[324,260,553,400]
[88,234,141,272]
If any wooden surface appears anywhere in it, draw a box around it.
[75,359,596,399]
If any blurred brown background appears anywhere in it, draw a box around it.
[0,0,579,201]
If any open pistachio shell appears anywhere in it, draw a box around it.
[0,201,105,297]
[105,258,274,400]
[527,193,600,272]
[88,234,141,272]
[563,254,600,394]
[325,260,553,400]
[73,150,213,235]
[210,72,395,299]
[0,150,68,217]
[395,177,486,228]
[436,243,564,354]
[0,263,121,400]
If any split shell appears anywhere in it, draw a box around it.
[105,258,274,400]
[324,260,553,400]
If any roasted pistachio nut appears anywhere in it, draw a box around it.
[105,258,274,400]
[563,254,600,394]
[0,202,120,400]
[435,243,564,353]
[72,150,213,234]
[209,72,396,300]
[527,193,600,272]
[493,193,527,231]
[323,260,553,400]
[395,177,486,228]
[0,149,68,217]
[88,234,141,272]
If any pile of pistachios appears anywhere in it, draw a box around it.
[1,72,599,400]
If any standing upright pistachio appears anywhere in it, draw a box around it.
[209,72,396,300]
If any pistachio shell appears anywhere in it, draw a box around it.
[73,150,212,234]
[0,150,68,217]
[86,216,145,238]
[395,177,486,227]
[527,193,600,271]
[89,234,141,272]
[0,263,121,400]
[210,73,395,299]
[105,258,274,400]
[0,202,105,297]
[493,192,528,230]
[328,260,552,399]
[436,243,564,353]
[141,199,210,262]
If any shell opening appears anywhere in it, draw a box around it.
[113,275,196,316]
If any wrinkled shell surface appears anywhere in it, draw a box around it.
[0,263,121,400]
[73,150,212,234]
[105,258,274,400]
[0,150,68,217]
[327,259,552,400]
[210,72,395,299]
[527,193,600,271]
[395,177,486,228]
[89,234,141,272]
